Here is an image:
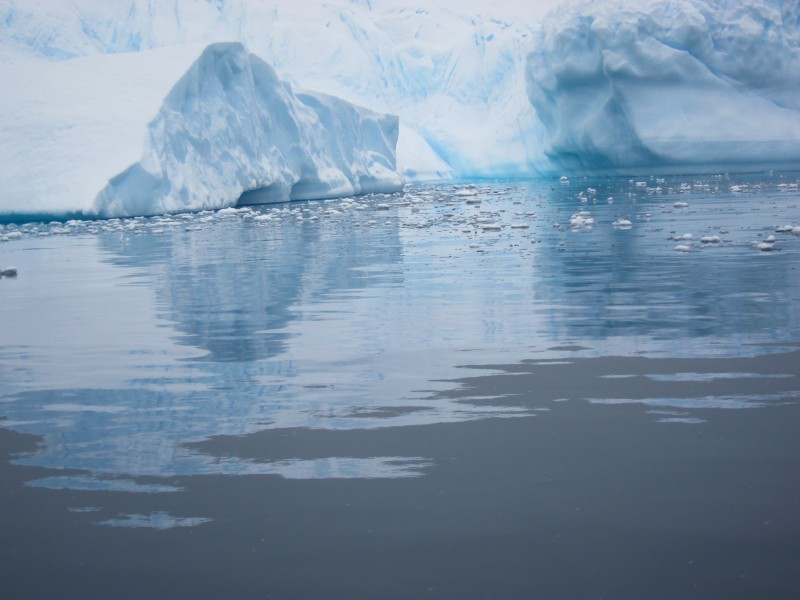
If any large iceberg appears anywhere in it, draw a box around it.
[526,0,800,173]
[0,42,404,219]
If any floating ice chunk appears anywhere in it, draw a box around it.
[765,235,776,243]
[1,267,18,277]
[510,222,530,229]
[674,245,692,252]
[560,176,570,184]
[757,242,775,252]
[465,198,482,204]
[570,211,595,227]
[376,204,391,210]
[613,219,632,228]
[4,231,23,240]
[775,225,795,233]
[455,188,478,197]
[700,236,721,244]
[674,202,689,209]
[675,233,693,241]
[481,223,503,231]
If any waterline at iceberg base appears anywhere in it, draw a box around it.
[1,176,799,598]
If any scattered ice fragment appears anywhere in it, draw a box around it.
[481,223,502,231]
[757,242,775,252]
[5,231,22,240]
[510,222,529,229]
[97,512,212,530]
[700,236,721,244]
[674,202,689,208]
[674,244,692,252]
[613,219,632,228]
[559,176,569,184]
[765,235,776,243]
[376,204,391,210]
[1,267,18,277]
[455,188,478,197]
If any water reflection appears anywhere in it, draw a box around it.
[1,175,799,492]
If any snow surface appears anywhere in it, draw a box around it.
[527,0,800,173]
[0,42,403,218]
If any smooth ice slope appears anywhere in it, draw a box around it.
[0,0,554,180]
[527,0,800,173]
[0,42,403,219]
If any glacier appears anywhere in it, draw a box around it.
[0,0,554,182]
[0,42,404,219]
[1,0,800,220]
[527,0,800,173]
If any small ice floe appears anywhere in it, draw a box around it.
[635,181,647,188]
[729,185,746,192]
[5,231,23,240]
[253,214,272,222]
[674,244,692,252]
[586,187,597,197]
[376,203,391,210]
[97,512,212,530]
[700,235,721,244]
[673,233,693,241]
[756,242,775,252]
[559,175,569,184]
[570,211,595,228]
[775,224,795,233]
[455,187,478,197]
[612,218,632,228]
[674,201,689,208]
[465,197,482,204]
[481,223,503,231]
[607,197,614,204]
[1,267,18,277]
[510,222,529,229]
[765,235,776,243]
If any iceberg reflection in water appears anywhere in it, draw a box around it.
[1,175,799,495]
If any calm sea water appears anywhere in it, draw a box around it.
[1,173,799,598]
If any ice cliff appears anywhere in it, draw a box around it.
[0,42,404,219]
[527,0,800,173]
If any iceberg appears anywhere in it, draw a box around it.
[0,42,403,219]
[526,0,800,174]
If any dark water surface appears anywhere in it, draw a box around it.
[1,174,799,598]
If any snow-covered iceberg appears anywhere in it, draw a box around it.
[0,42,404,219]
[526,0,800,174]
